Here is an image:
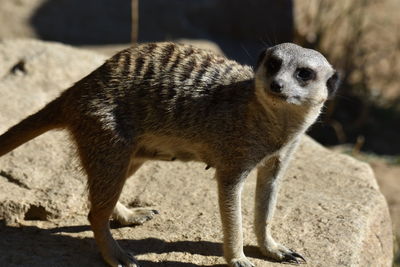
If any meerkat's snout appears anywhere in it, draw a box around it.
[268,79,292,101]
[270,80,283,94]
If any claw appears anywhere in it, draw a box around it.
[289,249,306,263]
[117,252,140,267]
[127,253,136,261]
[283,253,300,264]
[152,209,159,214]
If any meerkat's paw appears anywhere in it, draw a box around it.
[116,253,139,267]
[107,251,140,267]
[115,207,158,226]
[113,202,158,226]
[259,242,306,264]
[229,257,255,267]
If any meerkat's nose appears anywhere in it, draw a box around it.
[270,80,283,93]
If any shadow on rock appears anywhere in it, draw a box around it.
[0,222,105,266]
[138,260,226,267]
[30,0,293,65]
[0,221,269,266]
[30,0,131,45]
[121,237,266,260]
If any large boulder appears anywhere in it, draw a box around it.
[0,39,393,266]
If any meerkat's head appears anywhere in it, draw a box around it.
[254,43,339,107]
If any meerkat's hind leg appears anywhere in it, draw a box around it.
[112,160,159,226]
[113,202,159,226]
[75,135,139,267]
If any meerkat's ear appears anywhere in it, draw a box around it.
[255,49,267,70]
[327,71,340,99]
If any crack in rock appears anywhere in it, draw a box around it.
[0,170,30,189]
[9,59,27,75]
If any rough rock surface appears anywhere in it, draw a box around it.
[0,40,393,266]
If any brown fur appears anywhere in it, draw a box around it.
[0,42,338,267]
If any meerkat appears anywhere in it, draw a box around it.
[0,42,339,267]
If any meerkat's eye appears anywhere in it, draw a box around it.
[266,56,282,75]
[296,68,315,82]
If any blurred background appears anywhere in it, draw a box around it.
[0,0,399,265]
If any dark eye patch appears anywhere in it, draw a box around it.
[296,68,315,82]
[265,56,282,75]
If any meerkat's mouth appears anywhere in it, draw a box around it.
[267,89,303,105]
[266,89,288,100]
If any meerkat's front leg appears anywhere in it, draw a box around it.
[254,141,306,264]
[216,169,255,267]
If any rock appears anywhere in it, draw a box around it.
[0,39,393,266]
[0,39,107,224]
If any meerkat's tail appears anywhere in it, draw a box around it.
[0,97,65,157]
